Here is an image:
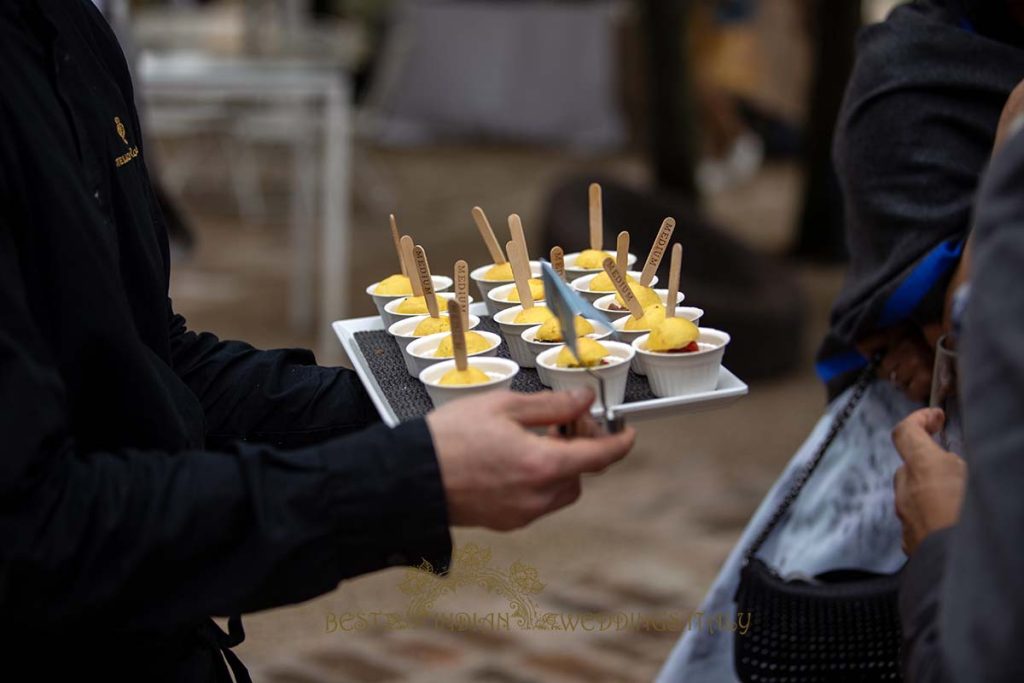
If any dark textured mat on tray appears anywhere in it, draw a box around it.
[354,317,656,421]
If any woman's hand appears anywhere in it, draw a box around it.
[892,408,967,555]
[858,326,935,403]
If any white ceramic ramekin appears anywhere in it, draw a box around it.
[471,261,541,316]
[570,271,655,303]
[366,275,452,320]
[535,341,635,408]
[486,282,548,316]
[593,290,686,321]
[492,305,553,368]
[381,292,473,329]
[420,357,519,408]
[388,314,482,376]
[562,251,638,280]
[610,307,704,375]
[520,320,613,386]
[631,328,730,397]
[405,330,502,378]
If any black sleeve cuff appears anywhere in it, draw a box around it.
[377,418,453,575]
[326,418,452,578]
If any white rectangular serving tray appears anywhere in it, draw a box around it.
[333,303,748,427]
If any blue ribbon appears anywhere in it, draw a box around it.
[817,237,965,382]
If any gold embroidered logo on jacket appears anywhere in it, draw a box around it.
[114,116,138,168]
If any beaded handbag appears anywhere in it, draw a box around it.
[733,359,904,682]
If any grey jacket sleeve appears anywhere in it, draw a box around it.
[943,129,1024,683]
[899,130,1024,682]
[899,529,953,683]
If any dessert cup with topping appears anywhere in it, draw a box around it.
[382,292,473,328]
[610,305,704,375]
[492,305,555,367]
[405,330,501,378]
[486,279,547,315]
[388,314,482,376]
[570,271,656,303]
[632,326,730,397]
[520,317,612,386]
[366,275,452,320]
[562,250,638,280]
[593,290,685,321]
[471,261,541,316]
[535,339,635,408]
[420,357,519,408]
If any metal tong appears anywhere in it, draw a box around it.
[573,367,625,435]
[539,260,625,436]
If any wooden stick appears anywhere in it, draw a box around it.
[389,214,407,276]
[472,207,506,264]
[412,245,439,318]
[454,259,469,328]
[640,217,676,286]
[507,241,534,309]
[550,246,566,281]
[602,257,644,319]
[616,231,629,274]
[400,236,424,297]
[505,216,532,282]
[508,213,531,264]
[589,183,603,251]
[447,299,468,372]
[666,243,682,318]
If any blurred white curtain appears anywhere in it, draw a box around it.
[864,0,911,24]
[363,0,627,151]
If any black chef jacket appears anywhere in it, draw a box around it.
[0,1,451,680]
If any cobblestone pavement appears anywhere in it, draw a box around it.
[234,339,835,683]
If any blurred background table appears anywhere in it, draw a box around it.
[140,50,353,356]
